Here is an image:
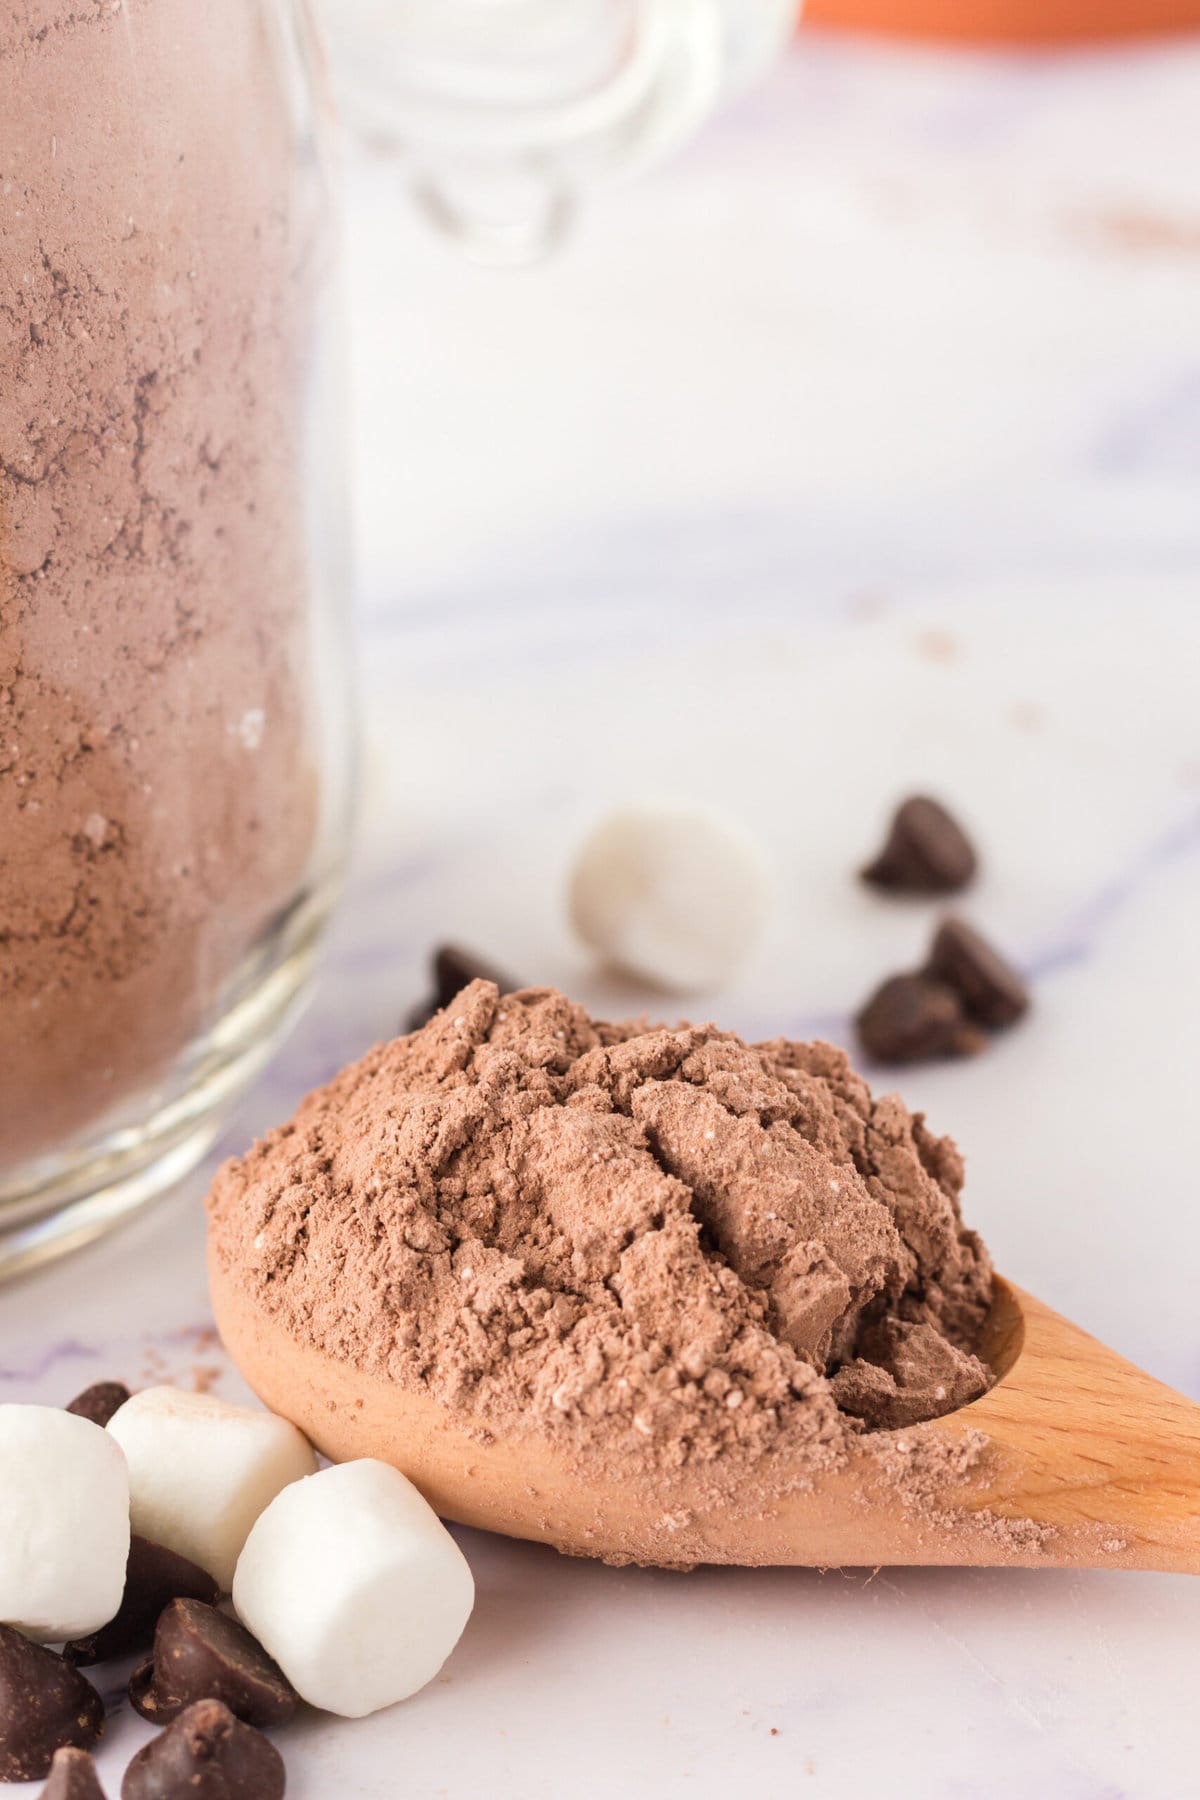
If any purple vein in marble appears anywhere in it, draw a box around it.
[1027,803,1200,979]
[0,1322,219,1389]
[0,1336,96,1384]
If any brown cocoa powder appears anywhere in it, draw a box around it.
[0,0,323,1167]
[208,982,996,1477]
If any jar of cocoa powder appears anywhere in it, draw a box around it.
[0,0,353,1266]
[0,2,796,1275]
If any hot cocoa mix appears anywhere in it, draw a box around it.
[0,0,323,1167]
[209,982,996,1477]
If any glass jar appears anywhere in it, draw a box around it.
[319,0,798,260]
[0,0,793,1277]
[0,0,353,1269]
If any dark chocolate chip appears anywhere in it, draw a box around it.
[39,1746,110,1800]
[406,943,521,1033]
[856,973,986,1065]
[924,916,1030,1029]
[0,1625,105,1782]
[433,944,517,1008]
[861,796,977,894]
[127,1659,162,1725]
[64,1538,221,1667]
[129,1601,297,1731]
[64,1383,132,1429]
[120,1699,285,1800]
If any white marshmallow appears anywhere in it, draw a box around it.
[568,803,771,991]
[232,1459,475,1717]
[0,1404,130,1643]
[107,1388,317,1590]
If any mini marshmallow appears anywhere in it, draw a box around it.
[107,1388,317,1591]
[568,804,770,991]
[232,1459,475,1717]
[0,1405,130,1643]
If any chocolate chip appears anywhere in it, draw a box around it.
[126,1660,162,1722]
[64,1538,221,1667]
[861,796,977,894]
[856,973,986,1065]
[64,1383,131,1429]
[120,1699,285,1800]
[39,1746,109,1800]
[0,1625,105,1782]
[406,943,521,1033]
[925,916,1030,1029]
[434,944,517,1007]
[129,1601,297,1731]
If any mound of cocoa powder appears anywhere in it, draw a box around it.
[0,0,325,1168]
[209,983,995,1464]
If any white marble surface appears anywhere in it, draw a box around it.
[5,32,1200,1800]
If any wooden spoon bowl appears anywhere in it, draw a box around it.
[211,1259,1200,1573]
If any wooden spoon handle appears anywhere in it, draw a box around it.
[931,1282,1200,1574]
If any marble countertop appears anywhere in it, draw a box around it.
[4,31,1200,1800]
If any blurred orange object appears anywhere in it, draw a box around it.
[803,0,1200,41]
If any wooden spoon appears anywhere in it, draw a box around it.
[211,1263,1200,1573]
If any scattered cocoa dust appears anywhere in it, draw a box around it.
[210,983,999,1494]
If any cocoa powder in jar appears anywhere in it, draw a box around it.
[0,0,328,1164]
